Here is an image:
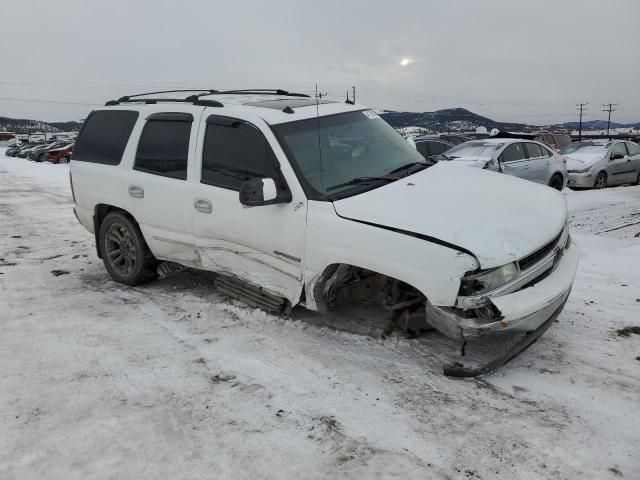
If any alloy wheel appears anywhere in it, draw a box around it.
[104,222,137,276]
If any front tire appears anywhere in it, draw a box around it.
[548,174,563,191]
[594,172,607,189]
[99,211,158,285]
[634,171,640,186]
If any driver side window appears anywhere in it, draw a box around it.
[610,142,628,158]
[201,116,280,191]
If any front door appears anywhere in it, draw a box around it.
[191,113,306,304]
[608,142,634,184]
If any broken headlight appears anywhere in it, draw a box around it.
[459,262,518,297]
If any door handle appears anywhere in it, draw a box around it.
[194,198,212,214]
[128,185,144,198]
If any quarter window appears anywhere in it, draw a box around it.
[525,143,544,158]
[134,116,192,180]
[501,143,527,163]
[73,110,138,165]
[201,116,279,190]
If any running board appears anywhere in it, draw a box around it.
[214,275,291,315]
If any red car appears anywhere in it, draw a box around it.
[45,143,74,164]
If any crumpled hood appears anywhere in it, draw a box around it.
[332,162,567,269]
[564,153,604,170]
[442,158,489,168]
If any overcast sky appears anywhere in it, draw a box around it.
[2,0,639,124]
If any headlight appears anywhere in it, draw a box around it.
[568,166,590,174]
[459,262,519,296]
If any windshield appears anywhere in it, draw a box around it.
[273,110,426,198]
[443,141,503,160]
[559,142,609,155]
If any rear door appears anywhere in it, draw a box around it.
[523,142,549,184]
[126,107,204,266]
[499,143,535,181]
[625,142,640,182]
[190,112,307,304]
[607,142,634,184]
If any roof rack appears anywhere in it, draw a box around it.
[104,88,310,107]
[213,89,310,98]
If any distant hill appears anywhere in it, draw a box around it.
[379,108,640,134]
[380,108,535,133]
[0,116,83,133]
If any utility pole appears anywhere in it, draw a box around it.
[602,103,617,138]
[576,103,588,141]
[352,85,356,104]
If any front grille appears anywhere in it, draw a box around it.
[518,228,564,272]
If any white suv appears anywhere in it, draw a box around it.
[70,89,578,351]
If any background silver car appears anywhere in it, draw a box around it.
[562,140,640,189]
[437,138,568,190]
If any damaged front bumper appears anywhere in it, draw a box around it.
[427,238,579,339]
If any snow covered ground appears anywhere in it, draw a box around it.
[1,151,639,479]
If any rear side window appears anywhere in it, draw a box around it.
[73,110,138,165]
[525,143,544,158]
[134,115,192,180]
[627,142,640,155]
[201,116,279,190]
[501,143,527,162]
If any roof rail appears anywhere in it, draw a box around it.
[214,89,310,98]
[117,89,218,102]
[105,97,223,107]
[104,88,310,108]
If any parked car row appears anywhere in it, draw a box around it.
[413,133,640,191]
[5,141,74,163]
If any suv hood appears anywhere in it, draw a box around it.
[332,162,567,269]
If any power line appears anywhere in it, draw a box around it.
[0,96,100,106]
[602,103,617,138]
[577,103,588,141]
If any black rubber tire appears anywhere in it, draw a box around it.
[594,171,607,189]
[98,211,158,286]
[548,174,563,191]
[634,171,640,186]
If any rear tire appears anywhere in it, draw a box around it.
[594,172,607,189]
[99,211,158,286]
[548,174,563,191]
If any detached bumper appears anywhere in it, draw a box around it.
[427,240,579,338]
[568,172,595,188]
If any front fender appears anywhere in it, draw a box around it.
[304,202,478,310]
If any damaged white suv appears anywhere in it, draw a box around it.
[70,89,578,366]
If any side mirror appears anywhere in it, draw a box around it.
[610,153,624,160]
[239,178,285,207]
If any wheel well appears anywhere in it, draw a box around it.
[311,263,425,313]
[93,204,139,259]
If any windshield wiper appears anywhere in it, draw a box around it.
[387,161,429,176]
[326,176,396,192]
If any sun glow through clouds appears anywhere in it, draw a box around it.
[399,57,414,67]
